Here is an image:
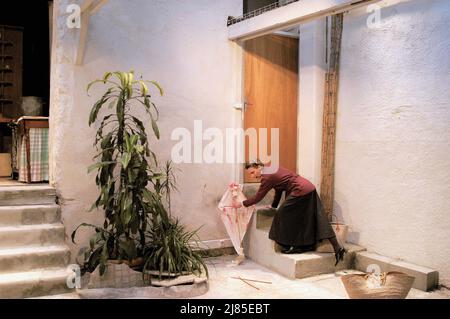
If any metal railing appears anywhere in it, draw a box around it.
[227,0,300,26]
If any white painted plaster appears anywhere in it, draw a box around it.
[50,0,243,260]
[298,19,327,188]
[49,0,450,281]
[332,0,450,278]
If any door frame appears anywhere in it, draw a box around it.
[237,32,300,184]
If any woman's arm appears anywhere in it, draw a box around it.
[271,190,283,208]
[242,177,273,207]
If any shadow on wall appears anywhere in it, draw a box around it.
[333,198,360,244]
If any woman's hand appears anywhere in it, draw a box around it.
[232,201,243,208]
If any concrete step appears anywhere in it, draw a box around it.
[243,207,366,279]
[0,224,66,248]
[0,185,56,206]
[0,205,60,226]
[0,245,70,273]
[243,208,438,292]
[355,251,439,291]
[0,267,71,298]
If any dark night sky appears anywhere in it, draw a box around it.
[0,0,51,111]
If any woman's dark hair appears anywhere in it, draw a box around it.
[245,159,264,169]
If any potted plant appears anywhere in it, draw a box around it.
[71,70,162,279]
[141,161,208,285]
[71,71,207,290]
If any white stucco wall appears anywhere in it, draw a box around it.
[50,0,243,260]
[332,0,450,278]
[298,19,326,187]
[50,0,450,279]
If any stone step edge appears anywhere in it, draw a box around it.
[247,226,365,277]
[0,204,59,211]
[0,223,65,232]
[354,251,439,292]
[0,245,70,257]
[0,267,70,285]
[0,245,71,275]
[0,267,73,299]
[255,226,365,262]
[0,205,60,226]
[252,224,438,292]
[0,185,55,192]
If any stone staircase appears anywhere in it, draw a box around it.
[242,184,366,279]
[0,185,71,298]
[241,184,439,291]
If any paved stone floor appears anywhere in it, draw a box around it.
[39,255,450,299]
[0,178,41,186]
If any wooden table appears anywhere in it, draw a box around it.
[16,116,49,183]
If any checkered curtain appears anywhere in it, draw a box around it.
[18,128,49,183]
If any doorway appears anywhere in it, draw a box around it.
[243,34,299,182]
[0,0,52,184]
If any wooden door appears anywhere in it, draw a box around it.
[244,35,298,182]
[0,25,23,119]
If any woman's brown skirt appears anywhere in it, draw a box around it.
[269,190,335,246]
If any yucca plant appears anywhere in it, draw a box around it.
[72,71,163,275]
[72,71,208,282]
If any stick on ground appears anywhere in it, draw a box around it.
[231,276,272,284]
[238,277,260,290]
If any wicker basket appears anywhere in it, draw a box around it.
[341,271,415,299]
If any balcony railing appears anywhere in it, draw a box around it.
[227,0,300,26]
